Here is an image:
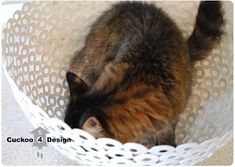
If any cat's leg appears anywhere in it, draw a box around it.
[134,126,176,148]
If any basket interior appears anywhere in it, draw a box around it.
[2,1,233,146]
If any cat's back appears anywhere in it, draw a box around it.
[70,2,189,85]
[88,1,183,49]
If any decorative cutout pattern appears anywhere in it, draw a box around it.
[2,1,233,165]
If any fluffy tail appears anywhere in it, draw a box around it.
[187,1,224,62]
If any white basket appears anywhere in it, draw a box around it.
[2,1,233,165]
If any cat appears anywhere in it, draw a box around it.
[64,1,224,148]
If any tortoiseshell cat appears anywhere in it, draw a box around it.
[65,1,224,148]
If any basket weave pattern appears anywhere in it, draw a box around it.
[2,1,233,165]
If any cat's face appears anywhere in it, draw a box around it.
[65,72,175,148]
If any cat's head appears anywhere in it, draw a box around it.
[64,72,109,138]
[65,71,175,148]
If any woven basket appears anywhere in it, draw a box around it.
[2,1,233,165]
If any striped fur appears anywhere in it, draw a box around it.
[65,1,224,148]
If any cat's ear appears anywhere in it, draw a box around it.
[88,63,131,95]
[82,117,103,137]
[66,72,88,99]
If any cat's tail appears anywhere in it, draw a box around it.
[187,1,224,62]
